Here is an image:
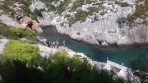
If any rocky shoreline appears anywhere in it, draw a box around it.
[41,25,148,49]
[0,0,148,82]
[33,0,148,47]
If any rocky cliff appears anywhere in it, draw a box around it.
[33,0,148,46]
[1,0,148,46]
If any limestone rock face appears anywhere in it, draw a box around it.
[29,0,46,13]
[38,12,55,26]
[0,14,22,28]
[105,33,118,45]
[131,26,148,44]
[34,0,148,46]
[117,25,148,46]
[117,35,134,45]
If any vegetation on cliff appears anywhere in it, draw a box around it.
[2,40,39,66]
[0,25,35,39]
[0,45,122,83]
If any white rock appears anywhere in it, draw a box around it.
[102,42,109,46]
[0,39,8,54]
[29,0,46,13]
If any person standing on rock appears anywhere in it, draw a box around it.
[48,41,51,47]
[55,40,59,48]
[52,41,55,48]
[63,40,65,47]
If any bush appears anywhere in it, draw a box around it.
[0,56,16,83]
[45,0,71,14]
[0,39,40,83]
[0,56,43,83]
[86,0,96,4]
[22,28,35,38]
[0,25,35,39]
[134,4,146,17]
[115,1,130,7]
[68,10,89,26]
[0,51,120,83]
[72,1,83,10]
[133,0,148,18]
[2,39,39,66]
[75,10,88,22]
[88,7,99,15]
[4,26,23,39]
[36,52,117,83]
[56,0,71,14]
[0,25,7,35]
[4,0,32,16]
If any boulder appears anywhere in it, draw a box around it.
[20,16,43,33]
[20,16,32,27]
[102,42,109,46]
[0,14,22,27]
[135,18,144,24]
[145,18,148,23]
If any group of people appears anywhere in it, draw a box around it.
[46,39,59,48]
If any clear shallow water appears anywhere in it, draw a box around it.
[40,26,148,67]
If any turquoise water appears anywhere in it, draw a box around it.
[40,26,148,67]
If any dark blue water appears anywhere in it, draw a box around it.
[40,26,148,67]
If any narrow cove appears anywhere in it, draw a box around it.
[40,26,148,67]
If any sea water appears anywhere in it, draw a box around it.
[40,26,148,67]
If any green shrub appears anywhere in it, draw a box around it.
[37,52,117,83]
[68,17,76,26]
[115,1,129,7]
[64,14,71,18]
[0,56,16,83]
[56,0,71,14]
[72,1,83,10]
[0,51,121,83]
[75,10,88,22]
[126,14,136,25]
[22,28,35,37]
[86,0,95,4]
[0,2,14,14]
[2,39,39,67]
[45,0,71,14]
[4,26,23,39]
[0,25,7,35]
[0,55,42,83]
[88,7,99,15]
[0,25,35,39]
[134,4,146,17]
[68,10,88,26]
